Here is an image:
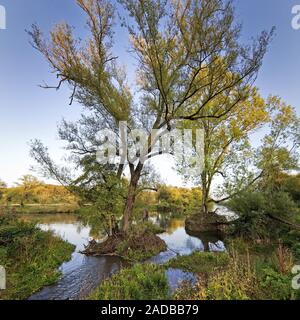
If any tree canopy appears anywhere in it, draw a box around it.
[28,0,273,232]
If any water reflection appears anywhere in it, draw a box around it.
[26,215,125,300]
[149,214,225,264]
[149,212,226,292]
[24,211,226,300]
[166,268,197,294]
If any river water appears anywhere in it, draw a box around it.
[24,213,226,300]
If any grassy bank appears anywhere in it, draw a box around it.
[172,239,300,300]
[0,214,75,299]
[89,264,170,300]
[166,251,230,274]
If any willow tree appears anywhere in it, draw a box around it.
[178,88,271,214]
[29,0,272,232]
[214,96,300,209]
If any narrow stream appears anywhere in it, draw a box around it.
[23,212,227,300]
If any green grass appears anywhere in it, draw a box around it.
[173,239,300,300]
[0,215,75,299]
[166,251,230,274]
[89,263,170,300]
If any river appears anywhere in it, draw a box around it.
[22,213,226,300]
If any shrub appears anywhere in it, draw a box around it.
[175,250,258,300]
[228,191,299,240]
[174,239,299,300]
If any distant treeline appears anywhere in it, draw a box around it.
[0,175,203,215]
[135,186,202,214]
[0,175,77,207]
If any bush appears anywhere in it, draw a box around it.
[259,267,296,300]
[90,264,169,300]
[228,191,299,240]
[174,239,300,300]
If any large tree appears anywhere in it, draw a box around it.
[29,0,272,232]
[178,88,270,214]
[215,96,300,206]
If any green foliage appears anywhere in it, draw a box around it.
[0,214,74,299]
[0,179,7,203]
[259,267,296,300]
[75,169,128,235]
[174,250,258,300]
[274,229,300,262]
[196,259,257,300]
[166,252,229,275]
[228,190,299,240]
[291,243,300,261]
[133,191,158,215]
[175,239,299,300]
[90,264,169,300]
[116,223,167,261]
[257,98,299,182]
[133,221,165,235]
[228,192,270,239]
[157,186,202,214]
[276,173,300,205]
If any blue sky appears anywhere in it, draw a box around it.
[0,0,299,186]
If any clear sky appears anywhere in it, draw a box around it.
[0,0,299,186]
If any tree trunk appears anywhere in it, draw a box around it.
[122,162,143,233]
[201,126,210,216]
[201,172,209,215]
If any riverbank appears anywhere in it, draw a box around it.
[1,204,79,215]
[0,214,74,299]
[26,212,225,300]
[89,237,300,301]
[173,238,300,300]
[14,210,300,301]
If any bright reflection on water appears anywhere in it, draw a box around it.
[149,219,205,264]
